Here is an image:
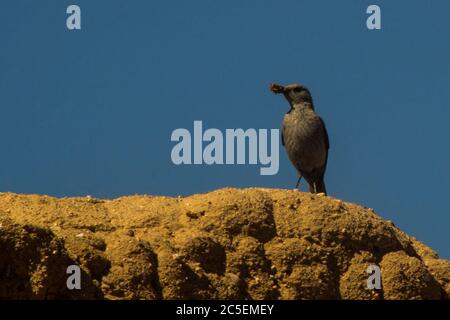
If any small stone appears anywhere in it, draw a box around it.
[172,253,180,259]
[387,220,396,227]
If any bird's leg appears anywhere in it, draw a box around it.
[295,175,302,189]
[313,182,317,193]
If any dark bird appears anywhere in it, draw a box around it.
[270,83,329,195]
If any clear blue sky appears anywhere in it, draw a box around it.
[1,1,449,259]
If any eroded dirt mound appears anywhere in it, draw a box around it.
[0,188,449,300]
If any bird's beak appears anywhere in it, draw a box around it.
[270,83,285,94]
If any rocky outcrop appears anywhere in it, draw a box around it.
[0,188,448,299]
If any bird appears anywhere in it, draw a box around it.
[270,83,329,195]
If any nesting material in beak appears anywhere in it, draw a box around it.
[270,83,285,94]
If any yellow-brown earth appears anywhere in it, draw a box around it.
[0,188,448,299]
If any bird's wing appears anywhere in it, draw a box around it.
[318,116,330,177]
[281,124,285,146]
[319,117,330,150]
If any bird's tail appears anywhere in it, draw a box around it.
[309,178,327,195]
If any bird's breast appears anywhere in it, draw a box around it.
[282,110,327,171]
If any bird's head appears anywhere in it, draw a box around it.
[270,83,313,108]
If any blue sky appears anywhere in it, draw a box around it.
[0,1,449,259]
